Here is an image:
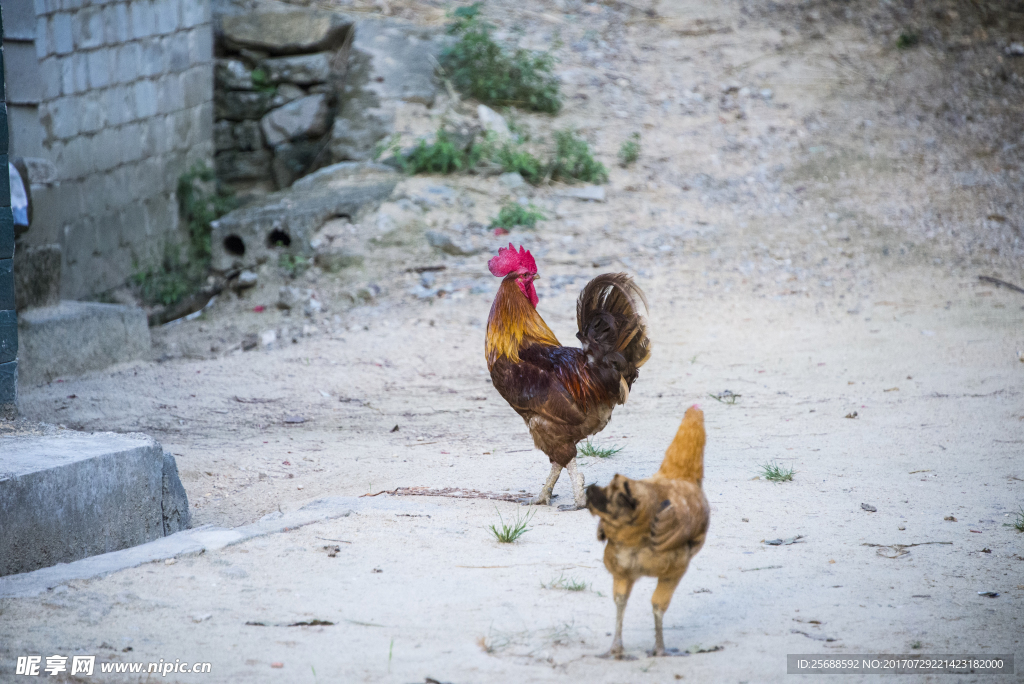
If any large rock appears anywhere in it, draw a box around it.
[271,140,324,189]
[263,52,334,85]
[0,431,189,576]
[17,302,150,385]
[210,162,399,272]
[330,18,446,162]
[215,90,274,121]
[222,11,353,55]
[216,149,273,182]
[260,94,331,147]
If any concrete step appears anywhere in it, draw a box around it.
[17,301,150,385]
[0,430,189,577]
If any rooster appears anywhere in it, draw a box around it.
[585,405,709,658]
[485,244,651,509]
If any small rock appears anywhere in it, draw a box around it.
[261,329,277,347]
[270,83,306,109]
[242,333,259,351]
[192,613,212,623]
[498,172,526,190]
[477,104,512,139]
[164,558,178,565]
[233,270,258,291]
[261,94,331,147]
[1007,42,1024,56]
[215,59,255,90]
[262,52,333,85]
[277,286,310,310]
[861,503,877,512]
[760,88,774,100]
[426,230,479,256]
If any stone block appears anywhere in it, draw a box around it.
[234,119,263,151]
[0,361,16,416]
[0,432,192,576]
[157,71,184,115]
[168,31,190,72]
[215,148,271,182]
[72,51,89,93]
[180,0,207,29]
[134,78,158,118]
[44,97,77,140]
[17,301,151,385]
[130,0,156,39]
[222,10,353,55]
[39,57,62,101]
[36,16,51,58]
[8,105,45,158]
[5,42,43,104]
[263,52,333,86]
[215,58,252,91]
[116,41,141,84]
[79,90,106,134]
[260,94,330,147]
[104,3,130,44]
[3,0,37,40]
[13,245,62,312]
[214,119,234,151]
[0,310,17,364]
[155,0,180,35]
[209,162,397,271]
[141,36,165,77]
[182,65,211,109]
[52,13,74,54]
[73,6,105,49]
[162,451,191,534]
[270,140,322,188]
[86,46,111,89]
[189,25,212,66]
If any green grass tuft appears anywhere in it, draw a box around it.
[542,574,589,591]
[896,31,920,49]
[549,129,608,184]
[1013,506,1024,533]
[488,507,534,543]
[618,132,641,166]
[493,140,545,184]
[760,462,795,483]
[492,202,545,229]
[440,3,561,113]
[910,640,923,650]
[278,253,309,278]
[397,129,481,175]
[578,440,622,458]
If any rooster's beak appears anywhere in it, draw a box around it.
[532,274,540,281]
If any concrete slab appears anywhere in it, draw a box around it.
[0,431,188,577]
[17,301,150,385]
[0,495,361,598]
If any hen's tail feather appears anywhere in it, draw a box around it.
[575,273,651,402]
[655,405,705,483]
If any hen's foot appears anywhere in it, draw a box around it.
[527,492,552,506]
[597,650,637,661]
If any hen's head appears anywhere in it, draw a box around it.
[489,243,539,308]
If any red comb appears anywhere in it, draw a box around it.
[488,243,537,277]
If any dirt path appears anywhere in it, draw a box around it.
[3,0,1023,681]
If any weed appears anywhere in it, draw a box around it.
[492,202,545,229]
[542,574,589,592]
[910,640,923,650]
[250,67,276,93]
[492,140,545,184]
[578,440,622,458]
[386,129,485,175]
[278,253,309,278]
[760,462,795,483]
[896,31,920,49]
[387,638,393,673]
[709,390,741,404]
[1013,506,1024,533]
[618,132,641,166]
[440,3,561,113]
[549,129,608,184]
[131,244,199,307]
[487,507,534,543]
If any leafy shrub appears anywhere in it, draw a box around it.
[549,129,608,183]
[618,132,641,166]
[492,201,545,229]
[440,3,561,113]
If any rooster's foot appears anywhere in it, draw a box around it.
[557,503,583,511]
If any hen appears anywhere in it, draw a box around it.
[585,405,709,658]
[485,244,651,509]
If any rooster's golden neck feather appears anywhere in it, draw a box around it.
[486,276,560,368]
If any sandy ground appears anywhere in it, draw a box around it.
[3,0,1024,681]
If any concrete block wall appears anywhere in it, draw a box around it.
[2,0,214,299]
[1,6,18,418]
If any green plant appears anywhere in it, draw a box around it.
[389,129,484,175]
[896,31,919,49]
[278,253,309,278]
[578,440,622,458]
[549,129,608,184]
[618,132,641,166]
[487,507,534,543]
[910,641,923,650]
[132,163,234,308]
[493,140,544,184]
[1013,506,1024,533]
[492,202,545,229]
[760,462,795,483]
[250,67,276,93]
[542,574,588,591]
[440,3,561,113]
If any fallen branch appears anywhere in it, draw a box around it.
[862,541,952,558]
[979,275,1024,295]
[361,486,527,502]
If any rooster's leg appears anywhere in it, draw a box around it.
[600,575,635,659]
[565,458,586,509]
[529,462,562,505]
[649,576,683,656]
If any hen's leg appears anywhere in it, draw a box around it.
[649,576,683,656]
[600,575,635,659]
[529,462,562,505]
[565,457,586,509]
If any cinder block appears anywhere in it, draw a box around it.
[0,432,192,576]
[181,65,210,109]
[145,193,177,234]
[0,260,14,311]
[72,51,89,93]
[141,37,164,78]
[43,97,77,141]
[9,105,45,158]
[73,6,105,49]
[86,47,111,89]
[79,90,106,134]
[39,58,63,101]
[104,4,129,44]
[180,0,205,29]
[52,13,74,54]
[154,0,179,35]
[35,0,50,18]
[130,0,156,39]
[167,31,189,72]
[36,17,51,58]
[156,71,183,115]
[115,41,140,85]
[190,25,213,65]
[171,107,192,151]
[134,78,158,118]
[0,310,18,365]
[4,42,43,105]
[4,0,37,39]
